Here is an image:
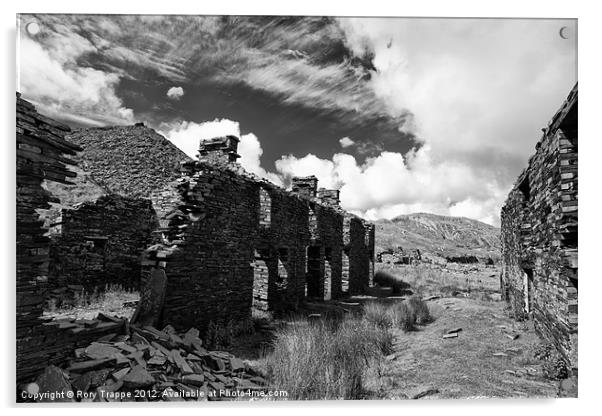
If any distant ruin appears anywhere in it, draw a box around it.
[16,93,375,382]
[377,247,422,265]
[500,84,578,373]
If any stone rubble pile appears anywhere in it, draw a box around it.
[25,321,269,402]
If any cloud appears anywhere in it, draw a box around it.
[166,86,184,100]
[17,15,577,226]
[158,118,281,184]
[333,18,577,225]
[273,146,506,225]
[19,15,403,133]
[17,18,135,126]
[339,137,355,148]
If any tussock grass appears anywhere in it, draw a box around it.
[408,296,432,324]
[363,302,394,329]
[265,316,393,399]
[363,299,433,333]
[392,302,417,332]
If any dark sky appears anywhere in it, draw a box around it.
[118,77,412,169]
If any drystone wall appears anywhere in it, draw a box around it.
[145,161,263,330]
[16,94,122,382]
[47,195,158,293]
[16,97,376,379]
[500,84,578,372]
[256,185,311,310]
[142,140,375,331]
[41,124,191,297]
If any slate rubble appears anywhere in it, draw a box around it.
[25,320,269,402]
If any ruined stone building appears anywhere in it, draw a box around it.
[376,247,422,265]
[500,84,578,372]
[142,137,375,330]
[16,94,375,381]
[17,94,126,382]
[44,124,191,294]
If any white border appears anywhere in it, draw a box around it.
[2,1,599,415]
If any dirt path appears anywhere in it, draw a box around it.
[372,296,558,399]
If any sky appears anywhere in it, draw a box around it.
[16,15,577,226]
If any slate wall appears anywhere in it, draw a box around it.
[47,195,158,292]
[16,94,122,382]
[500,84,578,371]
[144,155,375,330]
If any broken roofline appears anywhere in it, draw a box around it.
[506,83,578,198]
[179,149,373,227]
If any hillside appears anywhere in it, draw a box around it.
[62,124,192,199]
[375,212,501,261]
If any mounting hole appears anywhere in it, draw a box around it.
[26,22,40,36]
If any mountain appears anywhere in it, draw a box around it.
[374,212,501,261]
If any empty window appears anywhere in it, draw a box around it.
[259,187,271,226]
[518,174,531,202]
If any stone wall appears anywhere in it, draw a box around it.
[47,195,158,293]
[500,84,578,372]
[16,94,123,382]
[256,185,311,310]
[17,99,376,378]
[142,138,375,330]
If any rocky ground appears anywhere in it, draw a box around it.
[28,262,575,401]
[20,323,271,403]
[367,296,559,399]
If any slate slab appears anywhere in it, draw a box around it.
[35,365,74,402]
[122,365,155,388]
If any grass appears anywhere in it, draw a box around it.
[44,283,139,320]
[363,297,431,333]
[262,297,435,399]
[264,311,396,400]
[374,263,500,299]
[363,302,395,329]
[393,302,417,332]
[408,295,432,324]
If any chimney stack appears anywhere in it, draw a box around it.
[198,135,240,165]
[291,176,318,199]
[317,188,340,208]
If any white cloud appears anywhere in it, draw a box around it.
[158,118,281,184]
[166,86,184,100]
[158,115,511,225]
[16,16,577,227]
[333,18,577,225]
[339,137,355,148]
[273,145,508,226]
[17,24,134,126]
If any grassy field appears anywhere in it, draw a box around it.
[236,263,561,400]
[374,262,501,299]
